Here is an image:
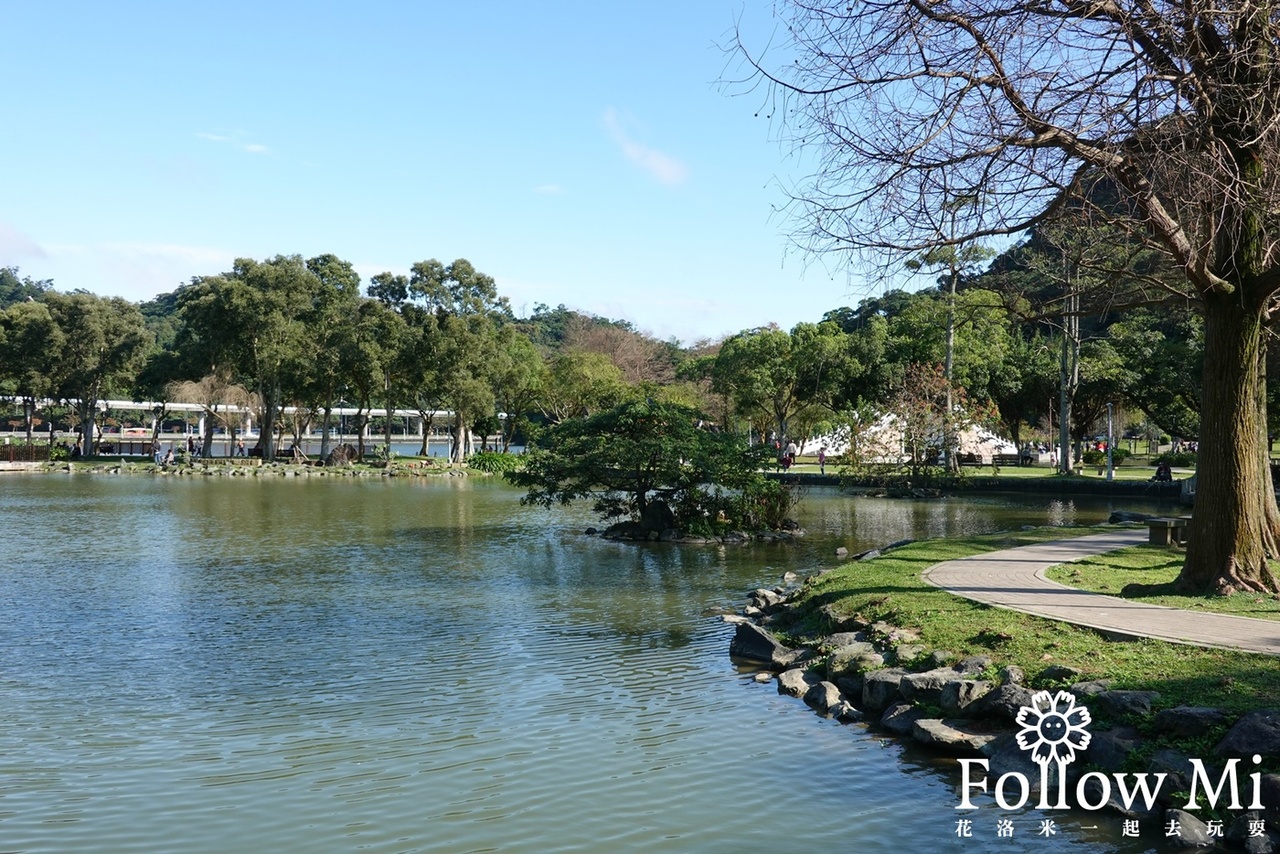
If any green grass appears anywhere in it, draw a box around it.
[776,528,1280,719]
[1045,545,1280,620]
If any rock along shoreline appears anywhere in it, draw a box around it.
[726,544,1280,851]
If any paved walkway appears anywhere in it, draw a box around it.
[920,529,1280,656]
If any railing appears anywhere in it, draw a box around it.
[2,444,50,462]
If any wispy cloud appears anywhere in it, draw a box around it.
[0,221,47,262]
[196,130,271,155]
[534,184,566,195]
[602,108,688,187]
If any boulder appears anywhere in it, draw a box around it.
[1147,749,1197,805]
[803,680,844,714]
[899,668,959,705]
[777,668,821,697]
[891,644,927,665]
[1085,726,1145,772]
[639,499,676,532]
[821,631,868,650]
[998,665,1026,686]
[830,700,865,723]
[1163,809,1213,848]
[912,719,1000,755]
[940,680,992,715]
[324,443,360,466]
[1039,664,1083,683]
[1217,710,1280,759]
[964,683,1034,723]
[1227,812,1279,853]
[880,701,925,735]
[826,643,880,679]
[836,674,864,700]
[1094,689,1160,718]
[729,622,799,669]
[1154,706,1231,737]
[954,655,993,677]
[922,650,953,669]
[1069,679,1113,697]
[862,668,908,712]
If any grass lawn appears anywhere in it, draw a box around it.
[1045,544,1280,620]
[786,459,1194,481]
[775,527,1280,723]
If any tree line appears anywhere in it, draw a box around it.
[0,236,1210,470]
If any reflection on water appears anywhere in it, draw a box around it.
[0,477,1177,852]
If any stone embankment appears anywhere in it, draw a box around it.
[33,459,469,478]
[728,557,1280,851]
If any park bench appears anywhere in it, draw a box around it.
[1146,517,1189,546]
[993,453,1022,467]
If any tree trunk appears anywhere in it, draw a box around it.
[319,405,333,460]
[1178,292,1280,593]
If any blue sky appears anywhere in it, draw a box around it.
[0,2,874,343]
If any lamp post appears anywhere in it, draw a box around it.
[1106,403,1114,482]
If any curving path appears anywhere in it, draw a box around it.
[920,529,1280,656]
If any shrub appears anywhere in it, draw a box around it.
[1082,447,1130,466]
[468,450,523,473]
[1156,451,1197,467]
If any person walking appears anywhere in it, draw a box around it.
[818,446,827,475]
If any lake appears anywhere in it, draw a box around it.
[0,475,1181,852]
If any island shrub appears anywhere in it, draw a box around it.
[507,399,792,534]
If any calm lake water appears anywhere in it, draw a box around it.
[0,475,1182,852]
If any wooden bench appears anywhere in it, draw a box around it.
[992,453,1022,467]
[1146,517,1188,546]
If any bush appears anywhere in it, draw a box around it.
[1156,450,1197,467]
[468,450,523,473]
[1082,447,1130,466]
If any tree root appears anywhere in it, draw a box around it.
[1211,556,1280,596]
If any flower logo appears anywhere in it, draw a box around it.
[1014,690,1092,766]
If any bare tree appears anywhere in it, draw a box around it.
[732,0,1280,593]
[167,377,256,458]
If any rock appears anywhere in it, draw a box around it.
[1154,706,1231,737]
[954,655,993,677]
[1069,679,1113,697]
[835,546,849,557]
[965,683,1034,723]
[1109,510,1154,523]
[1085,726,1145,772]
[912,719,1000,755]
[1259,774,1280,825]
[803,680,844,713]
[584,527,598,535]
[1094,689,1160,718]
[752,672,772,683]
[1228,812,1275,850]
[922,650,953,669]
[817,604,865,633]
[639,499,676,532]
[899,668,958,705]
[826,643,879,679]
[1163,808,1212,848]
[777,668,821,697]
[998,665,1026,686]
[880,702,925,735]
[821,631,868,650]
[836,674,864,699]
[781,571,798,585]
[984,734,1046,792]
[856,549,881,561]
[1217,710,1280,759]
[747,588,786,611]
[658,528,680,542]
[1147,749,1197,804]
[891,644,927,665]
[862,668,908,712]
[830,700,865,723]
[1079,774,1159,818]
[324,443,359,466]
[729,622,799,669]
[1038,664,1083,683]
[940,680,992,715]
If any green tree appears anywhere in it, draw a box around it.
[179,256,321,460]
[508,399,777,530]
[733,0,1280,592]
[44,292,151,454]
[0,299,64,442]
